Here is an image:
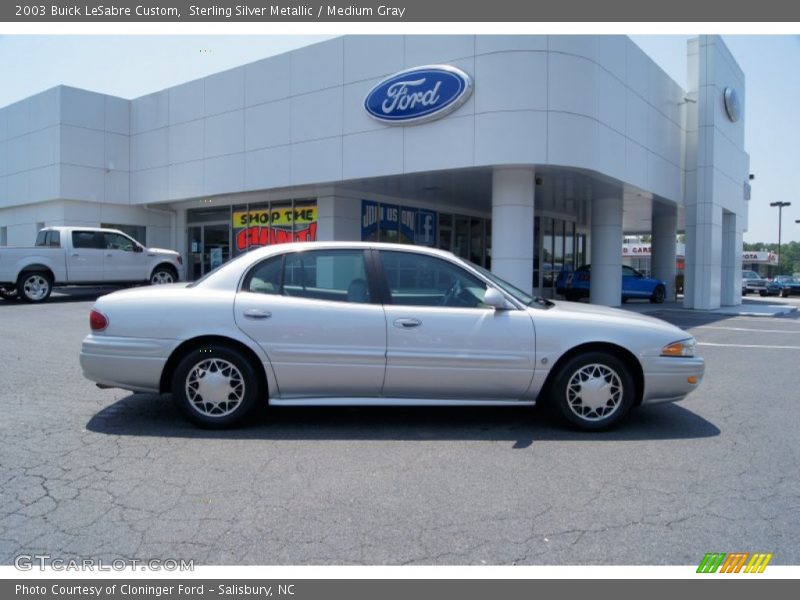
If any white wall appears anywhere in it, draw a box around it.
[683,36,749,310]
[0,36,688,211]
[0,86,131,210]
[123,35,687,206]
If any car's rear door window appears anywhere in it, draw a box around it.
[242,255,283,295]
[282,249,371,303]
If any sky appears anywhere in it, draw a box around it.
[1,34,798,245]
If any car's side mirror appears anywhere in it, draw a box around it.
[133,245,144,253]
[484,288,513,310]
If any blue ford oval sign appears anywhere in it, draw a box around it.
[364,65,473,125]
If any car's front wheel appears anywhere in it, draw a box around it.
[172,345,261,428]
[151,265,177,285]
[550,352,635,431]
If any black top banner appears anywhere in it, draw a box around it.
[2,0,800,22]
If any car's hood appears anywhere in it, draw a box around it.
[542,299,685,332]
[146,247,179,256]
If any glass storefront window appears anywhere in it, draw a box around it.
[454,216,470,260]
[470,217,484,266]
[187,226,202,281]
[542,217,554,289]
[438,214,453,253]
[564,222,575,271]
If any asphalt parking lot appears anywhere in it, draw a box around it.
[1,289,799,566]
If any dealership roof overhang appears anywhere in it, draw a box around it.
[333,165,685,233]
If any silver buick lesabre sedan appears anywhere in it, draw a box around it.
[80,242,704,431]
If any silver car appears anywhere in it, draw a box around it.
[80,242,704,431]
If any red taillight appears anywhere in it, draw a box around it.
[90,310,108,331]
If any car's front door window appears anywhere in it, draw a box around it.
[379,251,488,308]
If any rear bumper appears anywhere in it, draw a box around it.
[640,355,705,405]
[80,334,177,393]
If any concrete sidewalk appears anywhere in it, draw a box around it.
[620,297,798,317]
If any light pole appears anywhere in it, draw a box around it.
[770,201,791,274]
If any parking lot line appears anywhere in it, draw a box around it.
[696,325,800,333]
[698,342,800,350]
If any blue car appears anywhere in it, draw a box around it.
[556,265,667,303]
[764,276,800,298]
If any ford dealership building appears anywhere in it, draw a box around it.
[0,35,749,309]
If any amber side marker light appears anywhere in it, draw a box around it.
[688,376,699,384]
[89,310,108,332]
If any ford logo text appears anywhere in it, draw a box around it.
[364,65,473,125]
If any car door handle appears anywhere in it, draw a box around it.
[243,309,272,320]
[393,318,422,329]
[71,253,79,257]
[106,253,113,258]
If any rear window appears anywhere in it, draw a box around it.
[35,231,62,247]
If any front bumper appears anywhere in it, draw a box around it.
[80,334,177,393]
[640,355,705,405]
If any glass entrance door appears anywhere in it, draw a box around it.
[186,223,231,280]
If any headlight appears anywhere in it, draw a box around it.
[661,338,696,357]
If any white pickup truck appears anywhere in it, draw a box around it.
[0,227,184,303]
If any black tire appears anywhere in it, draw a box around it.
[650,284,666,304]
[0,286,18,301]
[17,271,53,303]
[781,290,790,298]
[171,345,261,428]
[759,290,767,297]
[549,351,636,431]
[150,265,177,285]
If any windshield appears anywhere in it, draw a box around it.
[471,263,553,309]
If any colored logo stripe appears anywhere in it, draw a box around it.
[744,553,773,573]
[697,553,726,573]
[697,552,773,573]
[720,552,749,573]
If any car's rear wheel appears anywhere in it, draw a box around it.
[172,345,261,428]
[550,352,635,431]
[17,271,53,303]
[759,290,768,297]
[781,289,790,298]
[650,284,666,304]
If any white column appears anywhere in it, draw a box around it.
[651,205,678,302]
[683,202,722,310]
[720,211,742,306]
[491,168,535,294]
[590,196,623,307]
[175,208,188,265]
[315,196,361,242]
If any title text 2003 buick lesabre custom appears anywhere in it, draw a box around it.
[80,242,704,431]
